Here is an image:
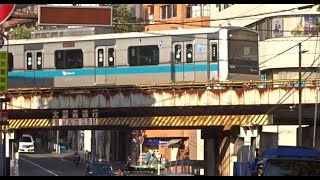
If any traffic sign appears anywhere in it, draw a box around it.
[0,51,7,93]
[0,4,16,25]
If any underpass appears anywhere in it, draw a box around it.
[19,153,84,176]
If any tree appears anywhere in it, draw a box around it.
[11,24,32,39]
[102,4,144,33]
[11,21,68,40]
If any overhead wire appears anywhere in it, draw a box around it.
[264,34,320,115]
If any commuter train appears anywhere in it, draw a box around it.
[4,26,259,89]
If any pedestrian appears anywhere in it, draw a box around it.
[145,150,151,165]
[150,153,158,166]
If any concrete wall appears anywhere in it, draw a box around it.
[301,125,320,149]
[262,125,299,146]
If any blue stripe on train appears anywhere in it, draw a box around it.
[8,63,218,78]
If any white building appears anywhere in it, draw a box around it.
[210,4,320,80]
[209,4,320,176]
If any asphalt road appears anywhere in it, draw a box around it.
[19,153,85,176]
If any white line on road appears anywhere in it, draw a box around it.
[20,157,59,176]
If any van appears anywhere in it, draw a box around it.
[18,134,35,153]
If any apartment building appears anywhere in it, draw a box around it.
[143,4,210,31]
[210,4,320,80]
[207,4,320,176]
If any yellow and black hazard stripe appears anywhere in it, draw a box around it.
[97,114,271,128]
[9,119,52,129]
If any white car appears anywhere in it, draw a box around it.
[18,134,35,153]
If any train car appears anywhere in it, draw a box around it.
[4,26,259,89]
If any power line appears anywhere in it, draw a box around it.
[264,35,320,114]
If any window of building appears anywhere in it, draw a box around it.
[250,15,320,41]
[54,49,83,69]
[160,5,177,20]
[218,4,234,12]
[128,45,159,66]
[186,4,210,18]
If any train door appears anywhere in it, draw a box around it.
[95,46,116,85]
[209,40,218,81]
[24,50,44,87]
[95,46,106,85]
[105,46,116,84]
[172,41,195,82]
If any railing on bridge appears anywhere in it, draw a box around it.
[3,78,320,94]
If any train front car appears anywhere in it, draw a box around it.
[218,27,260,82]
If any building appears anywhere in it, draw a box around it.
[143,4,210,31]
[209,4,320,80]
[208,4,320,176]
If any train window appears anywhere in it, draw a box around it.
[36,52,43,70]
[211,43,218,62]
[54,49,83,69]
[128,45,159,66]
[108,48,115,67]
[8,53,13,71]
[97,48,104,67]
[26,52,33,70]
[186,44,193,63]
[175,45,182,63]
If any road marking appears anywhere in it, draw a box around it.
[20,157,59,176]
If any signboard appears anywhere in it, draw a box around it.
[0,4,16,25]
[52,109,98,126]
[0,51,7,94]
[38,5,112,26]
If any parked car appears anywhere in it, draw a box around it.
[85,160,115,176]
[18,134,35,153]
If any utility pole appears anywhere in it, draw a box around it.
[298,43,309,147]
[298,43,302,147]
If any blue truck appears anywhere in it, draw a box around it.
[235,146,320,176]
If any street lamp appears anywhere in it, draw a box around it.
[298,43,308,147]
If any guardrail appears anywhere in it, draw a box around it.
[164,160,205,175]
[66,150,100,164]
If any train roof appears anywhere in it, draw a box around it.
[7,26,252,46]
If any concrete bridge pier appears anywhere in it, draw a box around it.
[201,127,222,176]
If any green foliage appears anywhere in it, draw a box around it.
[102,4,145,33]
[11,22,68,40]
[11,24,32,39]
